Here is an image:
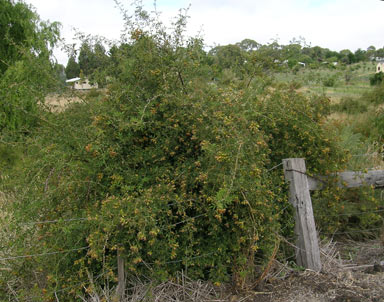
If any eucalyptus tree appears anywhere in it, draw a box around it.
[0,0,61,133]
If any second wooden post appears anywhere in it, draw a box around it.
[283,158,322,272]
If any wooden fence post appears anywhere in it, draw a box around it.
[283,158,322,272]
[116,250,125,301]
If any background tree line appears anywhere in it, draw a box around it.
[65,36,384,86]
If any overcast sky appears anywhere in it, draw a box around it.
[24,0,384,65]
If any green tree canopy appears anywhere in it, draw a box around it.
[0,0,60,74]
[65,55,80,79]
[78,42,94,76]
[209,44,245,71]
[0,0,61,134]
[236,39,260,52]
[0,0,36,74]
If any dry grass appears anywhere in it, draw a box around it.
[76,238,384,302]
[252,238,384,302]
[44,92,84,112]
[0,190,14,272]
[80,272,234,302]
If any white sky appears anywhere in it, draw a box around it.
[24,0,384,65]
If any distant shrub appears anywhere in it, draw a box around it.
[370,72,384,86]
[323,75,337,87]
[220,68,238,85]
[288,80,302,90]
[331,97,368,114]
[363,80,384,105]
[344,70,352,84]
[86,88,102,99]
[0,144,20,169]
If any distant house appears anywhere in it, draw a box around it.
[66,77,98,90]
[377,61,384,74]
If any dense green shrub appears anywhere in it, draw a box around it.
[2,81,347,301]
[322,75,337,87]
[313,185,382,240]
[370,72,384,86]
[365,81,384,105]
[1,5,349,302]
[354,82,384,142]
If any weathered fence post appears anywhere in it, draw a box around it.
[283,158,322,272]
[116,250,125,301]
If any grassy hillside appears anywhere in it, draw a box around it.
[276,62,376,102]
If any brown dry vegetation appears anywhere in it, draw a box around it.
[44,93,84,112]
[78,239,384,302]
[253,239,384,302]
[0,190,14,273]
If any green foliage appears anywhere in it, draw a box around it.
[0,0,61,135]
[370,72,384,86]
[322,75,337,87]
[0,143,20,170]
[315,103,384,238]
[66,39,110,86]
[313,185,382,240]
[0,4,349,301]
[0,57,54,133]
[364,81,384,105]
[65,55,80,79]
[236,39,260,52]
[6,3,384,301]
[0,0,60,74]
[3,83,345,300]
[332,124,380,170]
[0,0,38,74]
[331,97,368,114]
[210,44,245,71]
[370,86,384,142]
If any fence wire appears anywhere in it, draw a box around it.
[0,246,89,262]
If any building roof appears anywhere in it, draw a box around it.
[66,77,81,83]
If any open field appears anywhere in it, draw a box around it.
[276,62,377,103]
[44,92,84,112]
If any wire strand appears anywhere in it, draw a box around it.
[267,162,283,172]
[21,217,88,225]
[0,246,89,262]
